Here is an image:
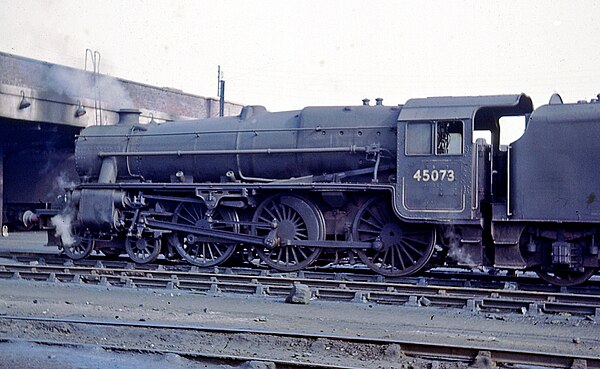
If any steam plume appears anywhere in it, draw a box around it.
[51,212,75,247]
[444,227,475,266]
[44,64,135,109]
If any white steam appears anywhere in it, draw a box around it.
[54,170,78,194]
[445,227,475,266]
[447,242,475,266]
[51,212,75,247]
[50,167,80,248]
[44,64,135,109]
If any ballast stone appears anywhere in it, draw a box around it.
[285,282,312,304]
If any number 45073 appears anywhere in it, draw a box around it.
[412,169,455,182]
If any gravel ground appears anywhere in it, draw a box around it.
[0,232,598,368]
[0,341,238,369]
[0,278,598,368]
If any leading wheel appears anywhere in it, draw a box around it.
[252,195,324,272]
[535,268,597,287]
[126,236,161,264]
[169,201,239,267]
[63,228,95,260]
[353,197,435,277]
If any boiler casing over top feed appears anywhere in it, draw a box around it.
[75,105,400,183]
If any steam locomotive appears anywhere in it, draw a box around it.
[43,94,600,286]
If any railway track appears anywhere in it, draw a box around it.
[3,249,599,293]
[0,315,598,368]
[1,251,599,318]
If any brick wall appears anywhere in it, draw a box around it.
[0,52,243,120]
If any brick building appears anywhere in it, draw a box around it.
[0,52,244,232]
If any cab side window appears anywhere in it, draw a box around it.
[436,121,463,155]
[406,123,432,155]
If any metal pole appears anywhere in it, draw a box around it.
[219,80,225,117]
[217,65,221,96]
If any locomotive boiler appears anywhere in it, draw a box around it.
[49,94,600,286]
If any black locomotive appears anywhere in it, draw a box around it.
[45,94,600,286]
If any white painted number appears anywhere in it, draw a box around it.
[412,169,455,182]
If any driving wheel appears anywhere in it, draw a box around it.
[169,201,239,267]
[353,197,435,277]
[252,194,324,272]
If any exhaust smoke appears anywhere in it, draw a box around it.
[51,211,75,247]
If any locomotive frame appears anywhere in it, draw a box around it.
[43,94,600,286]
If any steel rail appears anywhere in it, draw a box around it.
[4,249,599,295]
[0,250,600,296]
[0,337,355,369]
[1,260,599,317]
[1,316,598,368]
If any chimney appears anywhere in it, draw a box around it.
[117,109,141,124]
[375,98,383,106]
[362,98,370,106]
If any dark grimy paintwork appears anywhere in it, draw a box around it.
[510,102,600,222]
[50,93,600,286]
[395,94,533,221]
[76,105,400,183]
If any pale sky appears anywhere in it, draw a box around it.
[1,0,600,112]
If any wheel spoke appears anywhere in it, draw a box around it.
[357,228,382,234]
[178,213,196,225]
[394,244,406,270]
[207,243,215,260]
[402,236,431,246]
[258,215,272,224]
[365,208,385,228]
[398,242,416,264]
[190,204,201,221]
[391,245,401,272]
[401,240,424,257]
[274,204,286,222]
[359,217,383,231]
[182,206,197,221]
[381,247,390,267]
[291,248,300,264]
[290,212,301,225]
[295,229,308,239]
[264,204,278,222]
[298,247,309,260]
